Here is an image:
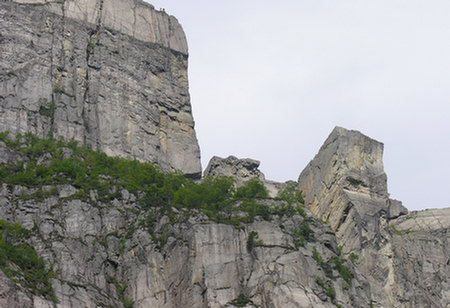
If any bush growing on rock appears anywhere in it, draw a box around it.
[0,220,57,302]
[276,185,304,205]
[234,178,268,199]
[0,132,314,232]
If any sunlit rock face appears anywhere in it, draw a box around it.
[0,0,201,177]
[298,126,449,308]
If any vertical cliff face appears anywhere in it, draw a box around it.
[297,127,395,251]
[0,0,201,176]
[298,127,449,308]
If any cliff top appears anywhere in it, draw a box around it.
[12,0,188,54]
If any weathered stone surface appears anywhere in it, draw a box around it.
[388,208,450,307]
[0,0,201,176]
[298,126,450,308]
[0,181,372,308]
[0,270,33,308]
[204,155,264,184]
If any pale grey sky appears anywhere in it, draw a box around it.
[147,1,450,211]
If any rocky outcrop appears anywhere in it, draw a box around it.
[204,156,264,184]
[298,126,449,308]
[0,174,372,307]
[388,208,450,307]
[0,0,201,176]
[204,155,294,197]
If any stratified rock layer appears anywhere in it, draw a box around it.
[298,126,449,308]
[0,0,201,176]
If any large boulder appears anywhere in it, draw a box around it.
[204,155,295,197]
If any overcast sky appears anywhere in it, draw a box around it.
[146,0,449,211]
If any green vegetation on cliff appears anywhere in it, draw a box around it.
[0,132,323,305]
[0,132,306,227]
[0,220,57,301]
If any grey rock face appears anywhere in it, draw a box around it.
[0,0,201,177]
[0,181,372,308]
[388,208,450,307]
[204,156,264,184]
[298,126,449,308]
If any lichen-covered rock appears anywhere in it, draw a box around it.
[0,0,201,177]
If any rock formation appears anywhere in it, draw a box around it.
[0,1,449,307]
[0,0,201,177]
[298,126,449,308]
[0,139,375,308]
[204,155,294,198]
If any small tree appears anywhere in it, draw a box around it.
[234,178,268,199]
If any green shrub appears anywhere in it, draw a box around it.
[173,177,235,211]
[38,100,56,118]
[349,252,359,264]
[326,286,336,300]
[0,132,317,236]
[312,247,323,263]
[331,257,353,283]
[276,186,304,204]
[247,231,259,252]
[293,218,314,248]
[230,292,252,307]
[0,220,56,301]
[238,200,271,221]
[234,178,268,199]
[122,298,134,308]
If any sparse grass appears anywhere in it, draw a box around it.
[53,85,74,97]
[312,247,353,283]
[390,224,412,236]
[39,100,56,118]
[229,292,252,307]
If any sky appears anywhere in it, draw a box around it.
[146,0,449,211]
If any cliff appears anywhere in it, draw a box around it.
[0,0,201,177]
[0,136,372,308]
[0,1,449,308]
[298,127,449,308]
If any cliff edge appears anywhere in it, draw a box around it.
[298,126,449,308]
[0,0,201,176]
